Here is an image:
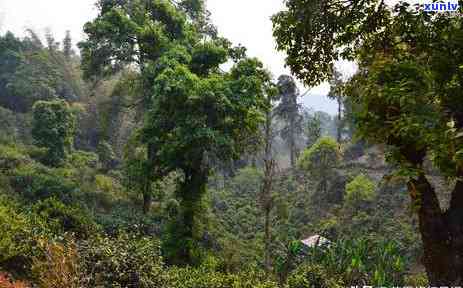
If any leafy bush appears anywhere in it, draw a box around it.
[404,273,428,286]
[95,174,118,194]
[298,137,340,195]
[79,233,166,288]
[67,151,98,169]
[0,197,34,265]
[0,145,29,166]
[306,238,406,286]
[166,267,278,288]
[11,163,78,203]
[344,174,376,210]
[286,264,343,288]
[31,238,80,288]
[32,100,76,167]
[97,141,116,171]
[31,198,98,239]
[298,137,340,173]
[95,203,161,236]
[228,167,263,196]
[0,107,19,144]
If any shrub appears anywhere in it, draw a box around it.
[0,107,19,144]
[67,151,98,169]
[97,141,116,171]
[95,203,161,235]
[11,164,78,203]
[166,267,278,288]
[229,167,263,196]
[32,100,76,167]
[298,137,340,195]
[344,174,376,210]
[306,238,406,286]
[31,198,98,239]
[286,264,343,288]
[0,145,30,170]
[79,233,166,288]
[0,197,34,265]
[95,174,117,194]
[298,137,340,173]
[404,273,428,286]
[31,238,80,288]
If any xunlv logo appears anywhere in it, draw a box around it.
[421,1,460,11]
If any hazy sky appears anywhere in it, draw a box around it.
[0,0,355,114]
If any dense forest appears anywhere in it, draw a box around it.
[0,0,462,286]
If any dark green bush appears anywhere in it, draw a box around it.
[11,163,78,203]
[306,238,406,286]
[286,264,343,288]
[0,196,34,265]
[0,195,49,276]
[31,198,98,239]
[79,233,167,288]
[95,203,162,236]
[166,267,278,288]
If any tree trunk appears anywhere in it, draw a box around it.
[264,197,272,273]
[178,165,208,265]
[262,108,275,274]
[445,179,463,284]
[143,192,152,214]
[408,173,463,285]
[336,97,342,143]
[289,116,296,170]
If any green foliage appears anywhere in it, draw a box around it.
[67,151,98,169]
[97,141,116,171]
[0,144,30,169]
[344,174,376,210]
[0,31,82,113]
[286,264,343,288]
[306,238,406,286]
[79,0,190,80]
[79,233,166,288]
[271,0,385,86]
[94,203,161,235]
[0,107,20,143]
[12,163,78,203]
[31,198,98,239]
[298,137,340,172]
[0,196,34,265]
[298,137,340,195]
[304,113,322,148]
[275,75,304,168]
[81,0,271,265]
[166,267,278,288]
[32,100,76,166]
[229,167,263,196]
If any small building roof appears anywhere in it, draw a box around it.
[300,235,330,248]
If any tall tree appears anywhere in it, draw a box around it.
[62,30,73,60]
[259,83,278,274]
[44,28,59,51]
[304,112,322,148]
[298,137,340,197]
[32,100,76,167]
[275,75,303,170]
[273,0,463,283]
[327,68,345,142]
[80,0,270,265]
[79,0,195,214]
[143,55,271,265]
